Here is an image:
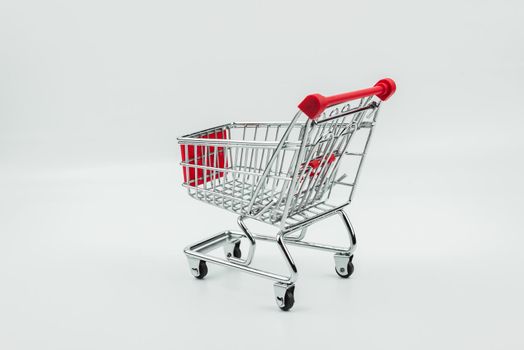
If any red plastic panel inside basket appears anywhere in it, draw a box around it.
[307,153,336,177]
[180,130,228,186]
[308,153,336,170]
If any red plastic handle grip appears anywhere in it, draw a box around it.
[298,78,396,120]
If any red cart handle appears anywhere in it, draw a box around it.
[298,78,396,120]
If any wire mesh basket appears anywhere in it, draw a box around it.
[178,78,396,310]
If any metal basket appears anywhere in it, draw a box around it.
[178,78,396,310]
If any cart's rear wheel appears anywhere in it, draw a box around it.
[335,259,354,278]
[277,285,295,311]
[194,260,208,279]
[232,241,242,259]
[225,240,242,259]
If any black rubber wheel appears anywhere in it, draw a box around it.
[335,257,354,278]
[232,241,242,259]
[279,285,295,311]
[194,260,208,279]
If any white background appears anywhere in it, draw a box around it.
[1,0,523,349]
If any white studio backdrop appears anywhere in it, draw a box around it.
[1,1,523,349]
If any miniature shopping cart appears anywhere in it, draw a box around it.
[178,78,396,310]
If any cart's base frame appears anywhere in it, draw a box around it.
[183,208,357,311]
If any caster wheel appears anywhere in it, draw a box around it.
[194,260,208,279]
[277,285,295,311]
[232,241,242,259]
[226,241,242,259]
[335,258,354,278]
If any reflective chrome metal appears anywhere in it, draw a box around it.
[184,231,292,283]
[339,209,357,254]
[179,95,384,308]
[183,208,356,284]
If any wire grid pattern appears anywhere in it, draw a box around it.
[178,96,380,228]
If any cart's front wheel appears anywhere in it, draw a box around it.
[194,260,208,279]
[335,261,354,278]
[334,254,354,278]
[274,283,295,311]
[225,240,242,259]
[232,241,242,259]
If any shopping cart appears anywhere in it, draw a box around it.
[178,78,396,310]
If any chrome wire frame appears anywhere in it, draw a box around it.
[179,96,380,302]
[183,208,356,284]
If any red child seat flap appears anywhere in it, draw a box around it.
[180,130,228,186]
